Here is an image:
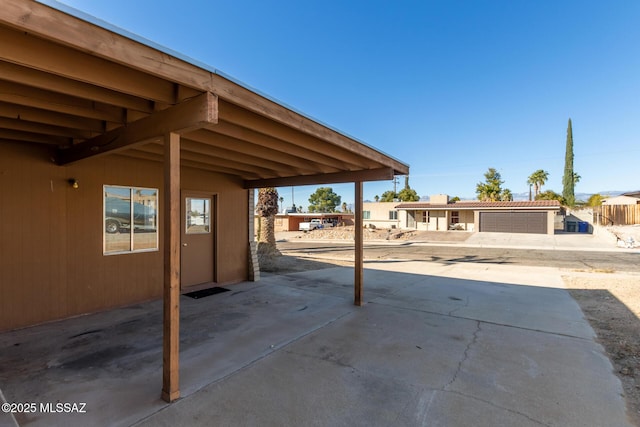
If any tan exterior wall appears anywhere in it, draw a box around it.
[453,210,475,231]
[363,202,401,229]
[429,194,449,204]
[402,210,474,231]
[0,141,248,331]
[547,211,556,234]
[603,196,640,205]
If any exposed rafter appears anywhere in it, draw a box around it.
[0,101,105,133]
[55,92,218,165]
[0,62,155,113]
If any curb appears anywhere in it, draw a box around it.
[277,238,640,253]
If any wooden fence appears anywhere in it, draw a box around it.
[594,205,640,225]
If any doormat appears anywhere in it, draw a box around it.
[184,287,230,299]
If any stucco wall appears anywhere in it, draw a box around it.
[400,210,474,231]
[603,196,640,205]
[363,202,401,229]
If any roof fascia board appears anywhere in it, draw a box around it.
[244,168,395,189]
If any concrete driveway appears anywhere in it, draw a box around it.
[0,261,631,426]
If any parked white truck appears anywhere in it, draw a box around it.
[299,218,334,231]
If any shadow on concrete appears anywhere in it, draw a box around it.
[258,254,349,274]
[0,263,632,427]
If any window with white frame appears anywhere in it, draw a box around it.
[104,185,158,254]
[363,211,371,219]
[451,211,460,224]
[389,210,398,220]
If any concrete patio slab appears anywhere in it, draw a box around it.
[0,261,632,427]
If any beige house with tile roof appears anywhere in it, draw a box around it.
[395,197,561,234]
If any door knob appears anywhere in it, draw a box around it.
[182,243,188,247]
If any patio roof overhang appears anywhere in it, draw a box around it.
[0,0,408,185]
[1,0,409,403]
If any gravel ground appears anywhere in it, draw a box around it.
[608,225,640,248]
[563,272,640,425]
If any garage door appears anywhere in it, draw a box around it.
[479,212,547,234]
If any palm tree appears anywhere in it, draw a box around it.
[256,188,280,256]
[573,172,581,185]
[527,170,549,198]
[476,168,505,202]
[500,189,513,201]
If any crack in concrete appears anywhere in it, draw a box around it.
[369,300,592,341]
[445,320,481,391]
[435,320,550,426]
[447,295,470,316]
[443,389,552,427]
[281,315,552,427]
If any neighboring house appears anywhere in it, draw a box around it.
[362,202,401,229]
[602,195,640,205]
[256,212,354,233]
[395,195,561,235]
[596,192,640,225]
[622,191,640,199]
[0,1,408,401]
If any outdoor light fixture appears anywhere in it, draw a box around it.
[68,178,79,189]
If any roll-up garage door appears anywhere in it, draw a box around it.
[479,212,547,234]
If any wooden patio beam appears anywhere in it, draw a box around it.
[243,167,395,189]
[162,132,181,402]
[55,92,218,165]
[354,181,364,306]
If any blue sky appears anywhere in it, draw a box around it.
[54,0,640,208]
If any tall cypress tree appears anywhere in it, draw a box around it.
[562,118,575,206]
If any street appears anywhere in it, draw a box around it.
[278,241,640,273]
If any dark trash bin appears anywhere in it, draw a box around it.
[578,221,588,233]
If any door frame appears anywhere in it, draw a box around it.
[180,190,218,288]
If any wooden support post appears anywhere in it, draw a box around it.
[162,132,181,402]
[354,181,364,306]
